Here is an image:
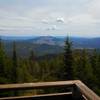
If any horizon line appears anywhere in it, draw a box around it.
[0,35,100,39]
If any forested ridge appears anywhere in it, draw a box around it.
[0,38,100,96]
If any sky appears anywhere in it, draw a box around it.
[0,0,100,37]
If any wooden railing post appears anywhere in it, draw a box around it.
[72,84,83,100]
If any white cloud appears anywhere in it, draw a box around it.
[41,19,49,24]
[0,0,100,37]
[87,0,100,22]
[68,14,95,25]
[46,25,57,31]
[56,17,64,23]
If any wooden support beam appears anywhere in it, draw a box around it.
[0,92,72,100]
[0,80,75,91]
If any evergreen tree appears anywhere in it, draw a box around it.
[96,54,100,93]
[90,49,98,70]
[12,41,18,83]
[18,61,33,83]
[0,39,13,96]
[0,39,7,83]
[77,50,95,87]
[63,37,74,80]
[29,49,35,61]
[90,50,100,94]
[96,54,100,80]
[29,49,36,76]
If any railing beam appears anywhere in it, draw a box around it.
[0,92,72,100]
[0,80,99,100]
[0,81,75,91]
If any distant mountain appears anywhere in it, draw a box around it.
[0,36,100,57]
[31,36,65,46]
[28,36,100,49]
[3,41,63,57]
[1,36,100,48]
[71,37,100,49]
[0,36,37,41]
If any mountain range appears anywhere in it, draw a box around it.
[0,36,100,57]
[1,36,100,48]
[29,36,100,48]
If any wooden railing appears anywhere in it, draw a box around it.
[0,80,99,100]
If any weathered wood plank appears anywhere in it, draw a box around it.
[0,81,75,90]
[0,92,72,100]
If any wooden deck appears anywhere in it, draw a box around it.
[0,80,99,100]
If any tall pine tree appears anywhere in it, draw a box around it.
[12,41,18,83]
[0,39,8,83]
[63,37,74,80]
[29,49,35,61]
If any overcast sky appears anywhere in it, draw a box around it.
[0,0,100,37]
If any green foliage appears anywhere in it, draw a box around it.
[29,49,35,61]
[17,61,33,83]
[0,40,100,96]
[63,37,74,80]
[11,42,18,83]
[0,39,9,84]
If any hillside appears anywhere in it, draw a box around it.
[1,36,100,57]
